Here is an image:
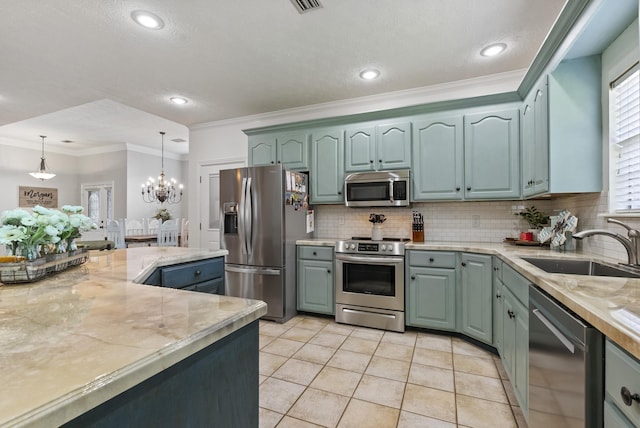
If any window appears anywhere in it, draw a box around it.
[611,63,640,212]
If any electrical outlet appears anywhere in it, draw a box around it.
[338,216,345,225]
[472,215,480,227]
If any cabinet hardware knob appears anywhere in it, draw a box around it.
[461,262,466,267]
[195,270,201,276]
[379,159,382,163]
[271,161,275,164]
[277,161,281,164]
[338,191,342,195]
[456,187,460,191]
[507,309,515,319]
[313,251,317,256]
[621,387,640,406]
[467,187,471,191]
[327,269,331,273]
[495,294,501,300]
[370,160,374,163]
[429,258,434,262]
[411,275,416,280]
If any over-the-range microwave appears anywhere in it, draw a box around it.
[344,169,410,207]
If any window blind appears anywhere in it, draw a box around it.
[612,63,640,211]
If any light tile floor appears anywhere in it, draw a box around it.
[259,315,528,428]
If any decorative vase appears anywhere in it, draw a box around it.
[56,240,68,254]
[67,239,78,252]
[18,244,41,261]
[372,224,383,241]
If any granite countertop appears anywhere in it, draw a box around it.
[0,247,267,428]
[298,238,640,360]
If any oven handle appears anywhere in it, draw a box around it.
[336,254,404,264]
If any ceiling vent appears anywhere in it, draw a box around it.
[290,0,322,14]
[171,138,187,143]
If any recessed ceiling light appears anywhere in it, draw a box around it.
[131,10,164,30]
[169,96,188,105]
[359,69,380,80]
[480,43,507,57]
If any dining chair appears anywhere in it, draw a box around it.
[181,220,189,247]
[157,219,179,247]
[106,220,126,249]
[147,218,162,235]
[125,218,144,236]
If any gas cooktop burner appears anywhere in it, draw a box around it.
[350,237,410,242]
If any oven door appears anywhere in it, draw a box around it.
[335,253,404,311]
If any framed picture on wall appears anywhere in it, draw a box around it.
[19,186,58,208]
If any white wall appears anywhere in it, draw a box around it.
[0,144,79,213]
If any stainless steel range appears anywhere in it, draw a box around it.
[335,237,406,332]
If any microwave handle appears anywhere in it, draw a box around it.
[389,180,394,204]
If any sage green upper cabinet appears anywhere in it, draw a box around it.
[310,128,344,204]
[248,132,309,171]
[278,131,310,171]
[464,108,520,200]
[521,80,550,198]
[459,252,493,344]
[248,135,277,167]
[344,121,411,172]
[376,121,411,170]
[412,115,464,200]
[345,126,376,172]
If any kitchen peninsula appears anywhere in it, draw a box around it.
[0,247,267,427]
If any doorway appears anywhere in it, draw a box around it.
[81,181,114,239]
[198,160,244,249]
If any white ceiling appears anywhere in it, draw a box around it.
[0,0,567,155]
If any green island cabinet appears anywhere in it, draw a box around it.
[310,128,344,204]
[406,250,457,331]
[412,114,464,200]
[143,257,225,295]
[605,340,640,427]
[248,131,310,171]
[297,245,335,315]
[459,253,493,343]
[521,54,602,198]
[464,108,520,200]
[494,259,529,416]
[344,120,411,172]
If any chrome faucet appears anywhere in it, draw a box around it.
[573,218,640,266]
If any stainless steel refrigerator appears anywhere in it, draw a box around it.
[220,164,312,322]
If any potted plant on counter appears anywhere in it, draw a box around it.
[515,206,549,241]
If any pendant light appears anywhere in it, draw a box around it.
[29,135,56,180]
[141,131,184,204]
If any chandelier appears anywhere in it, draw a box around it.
[29,135,56,180]
[141,131,183,204]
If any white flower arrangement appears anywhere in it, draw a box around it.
[0,205,96,260]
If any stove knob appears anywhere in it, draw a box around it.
[381,244,387,251]
[350,243,356,250]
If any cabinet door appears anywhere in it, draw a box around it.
[248,135,277,166]
[310,128,344,203]
[532,83,549,195]
[464,109,520,199]
[345,126,376,172]
[412,115,464,200]
[514,301,529,414]
[278,131,309,171]
[297,259,334,315]
[459,253,493,343]
[376,121,412,170]
[521,100,536,197]
[407,266,456,330]
[493,277,504,354]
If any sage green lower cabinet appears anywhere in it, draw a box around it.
[297,246,334,315]
[605,340,640,427]
[459,253,493,343]
[497,263,530,417]
[406,250,457,331]
[492,257,504,354]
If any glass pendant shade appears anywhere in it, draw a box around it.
[30,135,56,180]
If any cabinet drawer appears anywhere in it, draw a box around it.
[298,246,334,261]
[502,263,530,305]
[606,340,640,427]
[408,251,456,268]
[161,258,224,289]
[605,399,635,428]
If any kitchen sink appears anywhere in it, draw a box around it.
[521,257,640,279]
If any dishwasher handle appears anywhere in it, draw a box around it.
[532,308,575,353]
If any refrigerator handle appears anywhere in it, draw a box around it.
[239,177,248,255]
[246,176,253,256]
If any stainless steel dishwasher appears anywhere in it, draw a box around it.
[529,285,603,428]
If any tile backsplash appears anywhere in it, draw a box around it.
[314,192,640,264]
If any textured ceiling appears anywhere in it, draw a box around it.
[0,0,567,154]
